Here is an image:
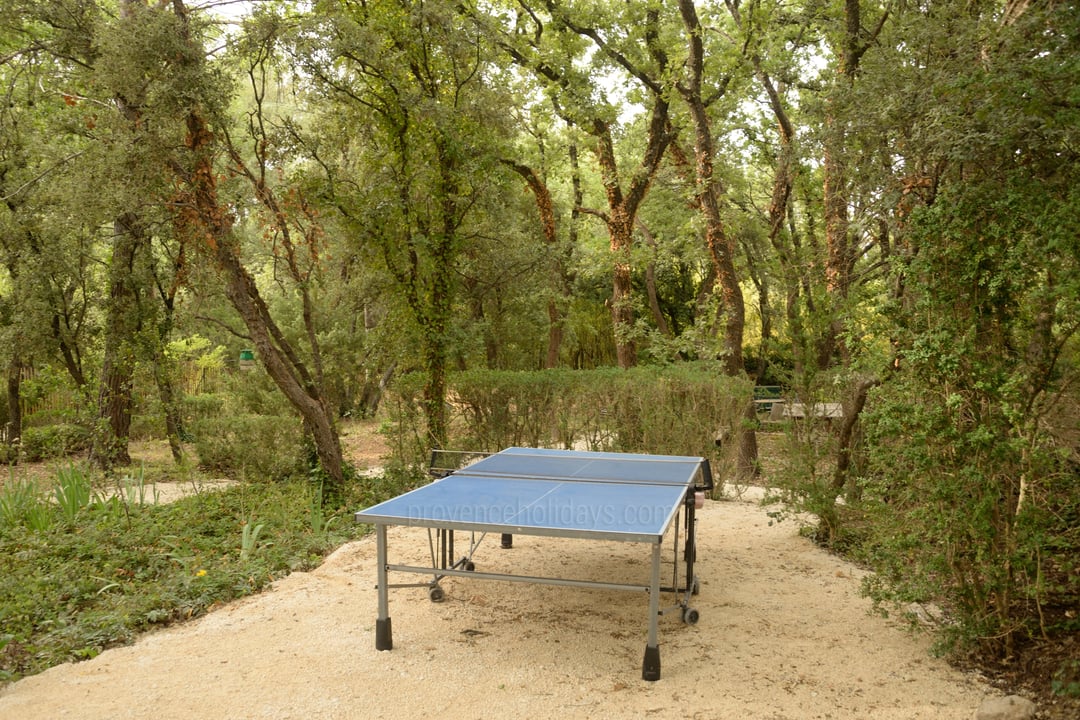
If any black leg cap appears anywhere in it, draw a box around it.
[376,617,393,651]
[642,644,661,681]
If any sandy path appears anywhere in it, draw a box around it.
[0,495,993,719]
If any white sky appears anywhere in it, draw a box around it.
[194,0,256,21]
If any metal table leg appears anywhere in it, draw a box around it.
[375,524,393,650]
[642,541,662,680]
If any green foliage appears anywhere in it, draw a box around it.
[0,0,1075,691]
[218,370,299,418]
[761,425,843,544]
[306,481,338,534]
[119,466,159,507]
[190,414,306,482]
[182,393,227,428]
[19,424,92,463]
[383,364,752,484]
[0,476,52,532]
[850,164,1080,654]
[746,1,1080,666]
[168,335,226,372]
[239,520,265,561]
[1053,659,1080,699]
[182,373,309,482]
[355,462,429,511]
[53,463,94,525]
[17,367,81,420]
[0,477,369,683]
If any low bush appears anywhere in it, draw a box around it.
[129,413,164,441]
[190,414,306,482]
[19,424,91,463]
[181,393,227,426]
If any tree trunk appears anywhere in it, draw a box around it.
[608,207,638,369]
[637,222,671,339]
[554,139,585,368]
[53,312,87,391]
[179,109,346,502]
[821,130,850,369]
[359,364,395,418]
[95,357,134,468]
[420,138,460,448]
[151,231,186,465]
[501,158,569,368]
[216,242,345,495]
[5,359,21,449]
[831,377,878,494]
[755,48,797,386]
[679,0,756,478]
[820,0,879,370]
[424,348,448,447]
[583,26,672,369]
[93,0,147,471]
[153,351,185,464]
[589,112,671,369]
[496,8,671,370]
[93,213,143,469]
[422,224,452,446]
[546,300,564,369]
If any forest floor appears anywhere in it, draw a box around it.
[0,423,1075,719]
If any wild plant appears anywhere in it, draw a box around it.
[54,463,93,524]
[308,482,338,534]
[0,475,53,531]
[239,519,265,561]
[121,465,159,506]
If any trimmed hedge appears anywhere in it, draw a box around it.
[383,364,753,482]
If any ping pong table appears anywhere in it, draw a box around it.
[354,446,712,680]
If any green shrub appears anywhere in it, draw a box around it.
[190,414,305,482]
[129,413,164,441]
[602,364,751,458]
[383,364,753,478]
[20,424,91,462]
[854,373,1080,658]
[220,372,297,417]
[377,372,431,472]
[181,393,227,424]
[450,368,581,451]
[1053,659,1080,698]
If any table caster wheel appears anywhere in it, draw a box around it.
[682,607,700,625]
[464,561,476,571]
[691,577,700,596]
[429,585,445,603]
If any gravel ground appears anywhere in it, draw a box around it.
[0,492,998,720]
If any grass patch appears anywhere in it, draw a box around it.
[0,472,406,683]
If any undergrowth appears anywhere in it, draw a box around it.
[0,468,409,683]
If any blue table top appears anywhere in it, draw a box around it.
[355,447,705,543]
[463,447,705,486]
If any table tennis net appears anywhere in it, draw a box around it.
[431,447,711,489]
[428,449,493,478]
